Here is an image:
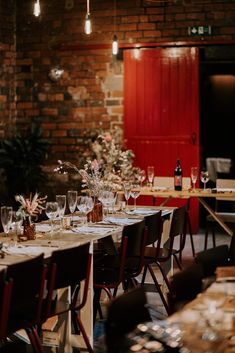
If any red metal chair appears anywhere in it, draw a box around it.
[0,268,12,341]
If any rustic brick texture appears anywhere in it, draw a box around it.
[0,0,235,195]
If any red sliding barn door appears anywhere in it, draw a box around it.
[124,48,200,232]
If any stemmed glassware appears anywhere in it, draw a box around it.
[98,190,116,220]
[1,206,13,245]
[130,183,141,210]
[123,182,132,210]
[139,170,146,187]
[77,196,94,226]
[200,170,209,191]
[147,166,155,188]
[67,190,78,224]
[190,167,198,191]
[56,195,66,230]
[45,202,58,236]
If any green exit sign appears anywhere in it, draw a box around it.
[188,25,212,36]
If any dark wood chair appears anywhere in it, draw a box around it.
[93,220,147,321]
[4,254,47,353]
[0,269,12,341]
[141,206,187,315]
[44,242,93,353]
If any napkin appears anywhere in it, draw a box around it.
[105,217,141,225]
[36,223,52,233]
[126,208,160,215]
[72,226,114,235]
[3,245,52,256]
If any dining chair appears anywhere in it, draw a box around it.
[153,176,195,257]
[105,287,151,353]
[141,206,187,315]
[0,268,12,341]
[44,242,93,353]
[204,178,235,250]
[93,220,147,321]
[3,254,47,353]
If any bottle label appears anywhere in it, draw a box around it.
[174,175,182,187]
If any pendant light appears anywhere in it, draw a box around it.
[33,0,41,17]
[112,0,118,55]
[84,0,92,35]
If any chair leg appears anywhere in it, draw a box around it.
[212,227,216,248]
[148,265,171,315]
[26,327,45,353]
[186,213,195,257]
[155,262,172,294]
[141,265,148,285]
[75,315,94,353]
[173,254,183,270]
[204,225,209,250]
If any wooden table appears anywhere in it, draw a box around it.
[140,187,235,237]
[0,206,173,353]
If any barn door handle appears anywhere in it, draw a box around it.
[191,132,196,145]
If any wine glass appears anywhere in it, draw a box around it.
[45,202,58,235]
[190,167,198,191]
[139,170,146,186]
[56,195,66,230]
[147,166,155,188]
[67,190,78,224]
[130,183,141,210]
[123,182,132,209]
[98,190,115,220]
[200,170,209,191]
[9,211,23,246]
[1,206,13,240]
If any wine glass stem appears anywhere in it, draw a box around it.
[134,198,136,210]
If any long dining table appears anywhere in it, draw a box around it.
[140,186,235,237]
[0,205,173,353]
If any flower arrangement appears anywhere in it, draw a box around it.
[55,127,142,195]
[15,192,47,221]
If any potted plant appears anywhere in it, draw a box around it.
[0,124,49,204]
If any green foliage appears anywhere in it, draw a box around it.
[0,124,49,199]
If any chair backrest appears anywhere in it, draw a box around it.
[0,269,12,339]
[122,220,147,277]
[105,287,151,353]
[153,176,191,190]
[165,205,187,257]
[144,210,163,247]
[46,243,92,315]
[5,254,47,332]
[216,179,235,204]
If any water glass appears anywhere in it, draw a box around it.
[77,196,94,226]
[1,206,13,238]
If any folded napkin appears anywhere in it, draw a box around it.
[126,208,160,215]
[105,217,141,225]
[72,226,114,235]
[36,223,52,233]
[216,188,235,193]
[3,245,52,256]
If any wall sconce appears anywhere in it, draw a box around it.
[33,0,41,17]
[48,67,64,82]
[84,0,92,35]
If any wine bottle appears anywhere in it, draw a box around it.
[174,159,182,191]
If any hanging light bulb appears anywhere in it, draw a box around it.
[112,34,118,56]
[84,0,92,35]
[33,0,41,17]
[84,13,92,35]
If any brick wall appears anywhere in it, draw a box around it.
[1,0,235,196]
[0,0,16,139]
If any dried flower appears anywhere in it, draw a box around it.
[15,192,47,221]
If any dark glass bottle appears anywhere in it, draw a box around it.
[174,159,182,191]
